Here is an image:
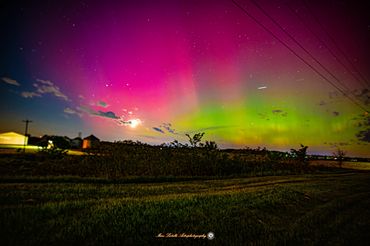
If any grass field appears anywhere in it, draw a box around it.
[311,160,370,170]
[1,171,370,245]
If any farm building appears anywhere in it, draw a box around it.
[0,132,27,145]
[71,137,83,149]
[82,135,100,149]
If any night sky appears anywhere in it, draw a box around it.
[1,0,369,157]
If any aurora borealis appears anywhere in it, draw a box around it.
[1,0,369,157]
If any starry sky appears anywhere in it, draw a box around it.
[1,0,369,157]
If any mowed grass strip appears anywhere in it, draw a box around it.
[0,172,370,245]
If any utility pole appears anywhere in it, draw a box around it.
[22,119,32,153]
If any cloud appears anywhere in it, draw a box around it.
[338,142,349,146]
[116,118,141,127]
[161,123,176,134]
[64,107,77,114]
[332,111,340,116]
[78,105,119,119]
[33,79,70,101]
[88,100,109,108]
[116,118,131,126]
[17,78,70,101]
[1,77,20,86]
[272,109,287,116]
[97,100,108,108]
[357,130,370,142]
[324,142,350,147]
[21,91,41,98]
[78,105,95,115]
[354,88,370,105]
[36,79,53,86]
[152,123,177,134]
[70,105,140,128]
[64,107,82,117]
[356,115,370,142]
[98,111,118,119]
[272,109,283,114]
[153,127,165,134]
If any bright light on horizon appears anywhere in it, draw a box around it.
[129,119,141,128]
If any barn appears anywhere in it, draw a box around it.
[0,132,27,145]
[82,135,100,149]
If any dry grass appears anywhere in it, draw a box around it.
[1,171,370,245]
[310,160,370,170]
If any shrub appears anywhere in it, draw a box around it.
[333,148,346,168]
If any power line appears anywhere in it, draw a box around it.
[231,0,368,113]
[302,0,369,88]
[250,0,364,104]
[286,3,368,89]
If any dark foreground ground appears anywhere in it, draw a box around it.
[1,170,370,245]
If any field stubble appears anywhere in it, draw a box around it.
[1,171,370,245]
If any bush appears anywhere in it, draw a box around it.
[38,146,68,160]
[1,135,322,178]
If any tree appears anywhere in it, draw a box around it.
[290,144,308,164]
[185,132,205,148]
[333,148,346,168]
[50,136,71,149]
